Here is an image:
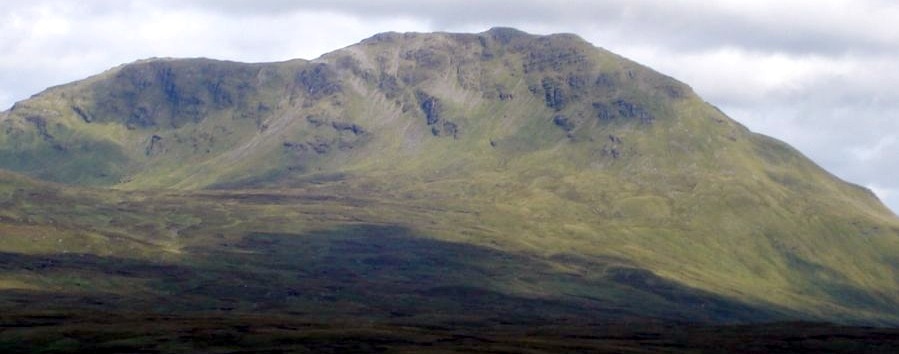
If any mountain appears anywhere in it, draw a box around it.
[1,28,898,351]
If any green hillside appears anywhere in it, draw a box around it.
[1,28,898,350]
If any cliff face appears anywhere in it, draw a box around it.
[0,28,898,326]
[0,28,705,189]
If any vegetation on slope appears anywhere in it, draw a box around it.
[0,27,897,339]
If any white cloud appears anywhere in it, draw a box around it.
[0,1,427,109]
[851,135,897,162]
[602,45,859,106]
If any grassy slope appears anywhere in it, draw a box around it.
[0,171,785,322]
[1,173,898,352]
[0,28,897,330]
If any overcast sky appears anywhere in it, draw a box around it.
[2,0,897,213]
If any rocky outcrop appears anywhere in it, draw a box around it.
[541,78,567,111]
[306,115,326,128]
[331,121,365,136]
[71,106,93,123]
[523,40,589,73]
[482,85,514,101]
[307,137,332,154]
[403,48,445,70]
[614,99,654,124]
[126,106,155,129]
[296,63,342,100]
[75,59,273,130]
[485,27,529,45]
[283,115,370,159]
[437,121,459,139]
[378,73,402,99]
[591,100,654,124]
[416,91,459,138]
[602,134,624,159]
[416,91,441,125]
[25,116,53,141]
[552,115,575,131]
[593,102,614,121]
[145,134,164,156]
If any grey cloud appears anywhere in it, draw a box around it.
[9,0,899,56]
[718,99,899,213]
[173,0,899,56]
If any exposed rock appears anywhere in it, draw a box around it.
[170,96,205,125]
[137,63,209,126]
[378,73,401,99]
[126,106,156,129]
[104,60,244,128]
[593,102,614,121]
[206,80,234,107]
[282,141,309,154]
[71,106,93,123]
[660,84,687,99]
[399,66,428,86]
[614,99,654,124]
[307,138,332,155]
[403,48,444,69]
[608,134,622,144]
[306,115,326,127]
[365,32,400,44]
[415,91,460,138]
[296,63,341,99]
[441,121,459,139]
[115,64,153,91]
[567,74,588,90]
[416,91,441,125]
[429,121,460,138]
[186,131,215,154]
[486,27,529,45]
[627,70,637,80]
[602,146,621,159]
[523,38,589,73]
[592,100,653,124]
[334,55,362,74]
[496,85,514,101]
[541,78,566,111]
[145,134,164,156]
[552,115,575,131]
[25,116,53,141]
[595,73,617,89]
[477,36,494,60]
[483,85,514,101]
[331,121,365,136]
[156,65,178,104]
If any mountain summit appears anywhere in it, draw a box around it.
[4,28,757,189]
[1,28,898,351]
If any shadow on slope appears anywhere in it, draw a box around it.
[0,224,789,326]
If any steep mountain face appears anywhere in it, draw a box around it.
[1,27,898,331]
[3,28,749,190]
